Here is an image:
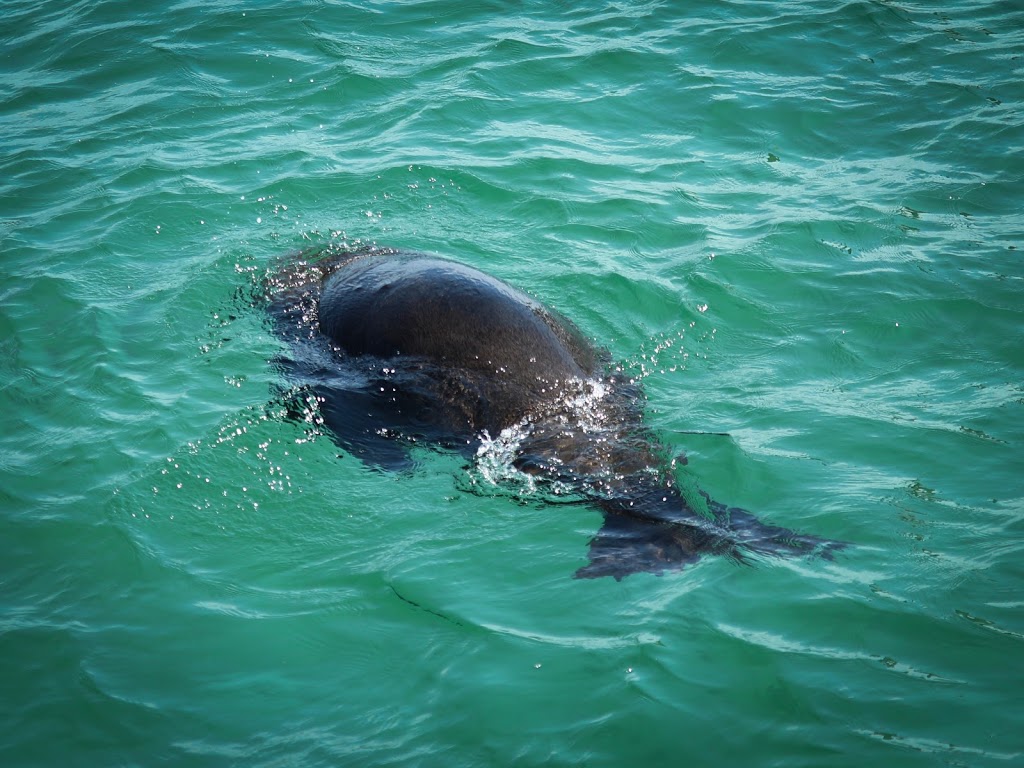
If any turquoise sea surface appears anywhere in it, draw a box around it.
[2,1,1023,766]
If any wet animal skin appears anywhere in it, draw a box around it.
[264,246,844,579]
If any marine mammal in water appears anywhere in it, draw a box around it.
[263,245,843,579]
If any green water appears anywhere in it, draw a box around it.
[2,1,1023,765]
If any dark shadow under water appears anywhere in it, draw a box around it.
[259,245,844,580]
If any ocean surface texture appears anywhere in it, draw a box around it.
[2,1,1022,766]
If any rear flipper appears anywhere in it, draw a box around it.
[575,487,846,580]
[700,490,847,561]
[574,508,737,580]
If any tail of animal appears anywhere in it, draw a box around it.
[575,483,845,580]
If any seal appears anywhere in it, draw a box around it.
[263,245,844,579]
